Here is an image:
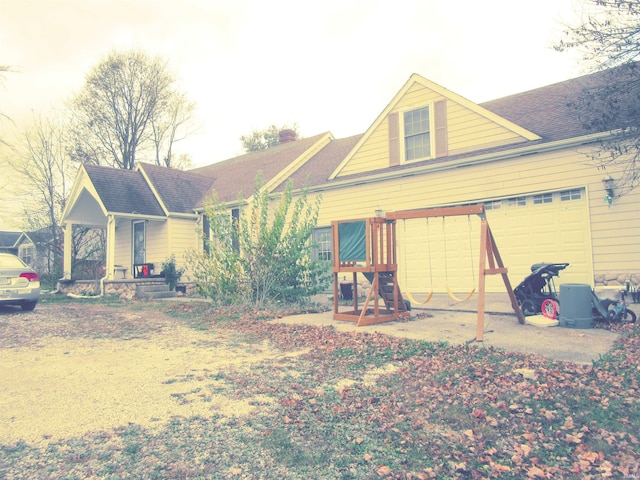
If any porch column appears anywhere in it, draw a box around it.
[106,215,116,280]
[63,222,72,280]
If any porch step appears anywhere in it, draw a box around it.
[135,283,178,300]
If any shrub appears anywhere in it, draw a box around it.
[161,255,184,291]
[187,177,329,308]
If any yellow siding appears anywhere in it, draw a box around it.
[113,219,131,270]
[167,217,200,280]
[145,220,168,268]
[336,82,528,178]
[315,145,640,289]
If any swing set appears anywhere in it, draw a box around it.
[401,216,477,304]
[332,204,524,341]
[402,215,476,305]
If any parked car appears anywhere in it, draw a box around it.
[0,253,40,311]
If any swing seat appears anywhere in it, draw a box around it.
[447,287,476,302]
[405,291,433,305]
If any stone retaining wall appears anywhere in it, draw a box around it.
[593,273,639,288]
[57,279,198,301]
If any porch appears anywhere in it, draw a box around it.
[57,277,196,301]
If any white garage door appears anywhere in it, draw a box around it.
[397,188,592,294]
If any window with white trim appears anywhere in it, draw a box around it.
[507,196,527,207]
[404,107,431,161]
[312,227,332,262]
[533,193,553,205]
[19,245,34,266]
[560,189,582,201]
[484,200,502,210]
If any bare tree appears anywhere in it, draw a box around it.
[70,50,194,169]
[10,113,75,276]
[150,91,196,167]
[556,0,640,196]
[0,65,14,141]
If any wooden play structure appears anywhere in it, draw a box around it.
[332,205,525,340]
[332,216,410,327]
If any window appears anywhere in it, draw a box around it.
[484,200,502,211]
[560,189,582,201]
[19,245,34,266]
[507,197,527,207]
[231,208,240,252]
[533,193,553,205]
[202,215,210,254]
[404,107,431,161]
[312,227,332,262]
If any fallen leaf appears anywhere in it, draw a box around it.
[375,465,392,476]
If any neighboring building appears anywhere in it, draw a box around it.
[61,68,640,292]
[0,231,35,264]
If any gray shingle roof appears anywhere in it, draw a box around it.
[139,163,215,214]
[276,134,363,191]
[79,66,631,216]
[84,165,165,216]
[189,133,329,204]
[0,231,23,249]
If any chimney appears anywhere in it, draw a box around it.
[279,129,297,144]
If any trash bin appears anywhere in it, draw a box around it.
[339,282,353,301]
[559,283,593,329]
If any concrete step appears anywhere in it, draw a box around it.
[135,283,178,299]
[136,283,170,293]
[141,290,179,300]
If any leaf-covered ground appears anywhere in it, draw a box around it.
[0,297,638,479]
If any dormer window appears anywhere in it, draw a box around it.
[388,99,447,167]
[404,107,431,161]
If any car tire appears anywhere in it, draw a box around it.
[21,301,37,311]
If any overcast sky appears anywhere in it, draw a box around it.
[1,0,585,229]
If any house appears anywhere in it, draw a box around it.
[60,67,640,297]
[0,231,35,264]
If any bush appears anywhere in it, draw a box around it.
[161,255,184,291]
[187,177,329,308]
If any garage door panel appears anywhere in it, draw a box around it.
[399,190,591,294]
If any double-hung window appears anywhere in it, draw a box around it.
[312,227,332,262]
[404,107,431,161]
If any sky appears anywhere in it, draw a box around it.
[0,0,586,229]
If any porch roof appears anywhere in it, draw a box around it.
[84,165,165,217]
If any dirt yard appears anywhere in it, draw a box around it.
[1,297,639,479]
[0,295,629,445]
[0,302,306,445]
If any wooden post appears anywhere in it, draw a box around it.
[476,218,489,341]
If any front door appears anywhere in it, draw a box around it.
[133,221,146,266]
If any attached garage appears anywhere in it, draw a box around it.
[398,188,592,294]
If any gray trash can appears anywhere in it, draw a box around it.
[559,283,593,329]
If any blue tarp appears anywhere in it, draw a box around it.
[338,221,366,261]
